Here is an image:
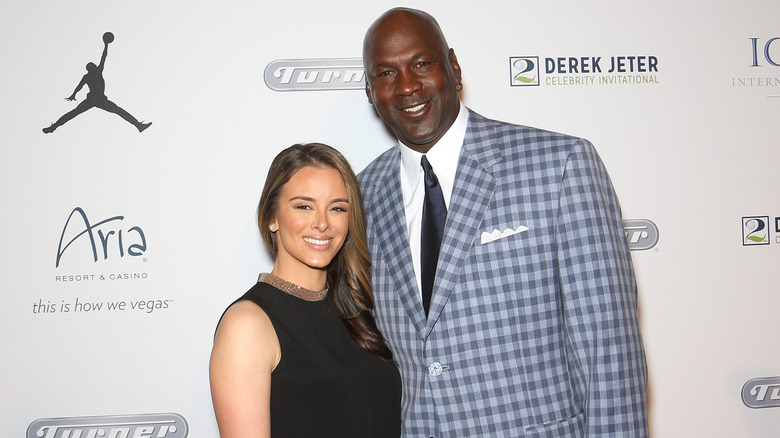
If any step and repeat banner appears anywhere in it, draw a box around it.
[2,1,778,436]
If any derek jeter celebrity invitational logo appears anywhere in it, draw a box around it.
[510,54,659,87]
[510,57,540,86]
[742,216,770,245]
[42,32,152,134]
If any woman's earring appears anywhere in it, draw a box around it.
[269,224,276,231]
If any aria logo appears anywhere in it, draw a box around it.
[56,207,147,268]
[623,219,659,251]
[42,32,152,134]
[509,57,540,87]
[742,376,780,409]
[264,58,365,91]
[742,216,770,246]
[28,413,188,438]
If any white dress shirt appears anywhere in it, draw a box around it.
[399,102,468,300]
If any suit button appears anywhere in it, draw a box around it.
[428,362,443,376]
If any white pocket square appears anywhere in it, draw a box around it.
[480,225,529,244]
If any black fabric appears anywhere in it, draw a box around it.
[237,282,401,437]
[420,155,447,317]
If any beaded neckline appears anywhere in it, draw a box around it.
[258,273,328,302]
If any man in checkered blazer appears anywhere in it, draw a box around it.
[359,8,648,437]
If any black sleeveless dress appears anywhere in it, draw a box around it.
[236,280,401,437]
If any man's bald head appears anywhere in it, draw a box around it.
[363,8,450,63]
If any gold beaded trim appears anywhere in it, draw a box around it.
[258,273,328,302]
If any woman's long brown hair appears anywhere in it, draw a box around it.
[257,143,392,360]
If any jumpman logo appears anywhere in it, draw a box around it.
[43,32,152,134]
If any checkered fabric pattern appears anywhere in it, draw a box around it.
[358,109,648,437]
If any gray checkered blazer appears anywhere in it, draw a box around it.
[358,109,648,437]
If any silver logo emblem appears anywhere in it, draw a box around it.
[742,377,780,408]
[28,413,188,438]
[623,219,659,251]
[264,58,365,91]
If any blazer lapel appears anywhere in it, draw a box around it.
[369,150,428,337]
[425,112,503,333]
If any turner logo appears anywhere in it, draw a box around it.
[742,216,770,246]
[27,413,188,438]
[623,219,659,251]
[264,58,365,91]
[56,207,148,268]
[742,376,780,408]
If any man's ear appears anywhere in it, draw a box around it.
[449,48,463,84]
[365,81,373,104]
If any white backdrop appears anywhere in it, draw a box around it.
[2,1,779,436]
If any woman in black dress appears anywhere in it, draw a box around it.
[210,143,401,437]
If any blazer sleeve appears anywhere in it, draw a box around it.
[555,139,649,436]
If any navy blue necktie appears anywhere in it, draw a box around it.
[420,155,447,317]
